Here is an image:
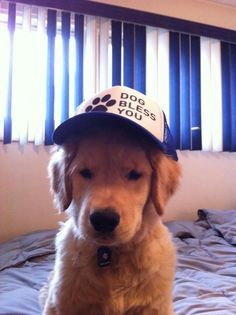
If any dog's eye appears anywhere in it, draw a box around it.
[79,168,93,179]
[127,170,142,181]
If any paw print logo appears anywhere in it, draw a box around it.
[85,94,116,113]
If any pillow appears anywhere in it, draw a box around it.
[198,209,236,245]
[0,229,56,271]
[165,220,207,239]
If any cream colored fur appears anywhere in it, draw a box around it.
[40,126,181,315]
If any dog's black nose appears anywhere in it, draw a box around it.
[90,210,120,233]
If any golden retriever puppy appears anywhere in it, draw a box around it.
[41,123,180,315]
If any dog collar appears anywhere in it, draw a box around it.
[97,246,112,268]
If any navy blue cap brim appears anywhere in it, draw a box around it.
[53,112,178,161]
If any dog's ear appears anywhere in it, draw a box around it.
[150,150,181,216]
[48,145,75,212]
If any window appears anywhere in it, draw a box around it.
[0,0,235,151]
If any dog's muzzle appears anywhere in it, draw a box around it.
[90,209,120,233]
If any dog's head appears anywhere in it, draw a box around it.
[49,126,180,246]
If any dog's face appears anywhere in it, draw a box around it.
[69,132,153,245]
[49,127,180,246]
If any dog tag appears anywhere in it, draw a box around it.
[97,246,112,268]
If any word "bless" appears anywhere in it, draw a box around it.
[117,93,156,121]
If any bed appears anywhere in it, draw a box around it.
[0,209,236,315]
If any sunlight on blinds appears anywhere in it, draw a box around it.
[0,0,234,151]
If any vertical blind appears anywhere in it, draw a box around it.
[0,0,235,151]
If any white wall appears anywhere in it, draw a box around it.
[0,143,235,242]
[92,0,236,31]
[165,150,236,221]
[0,144,66,243]
[1,0,236,242]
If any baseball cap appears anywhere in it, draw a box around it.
[53,86,178,161]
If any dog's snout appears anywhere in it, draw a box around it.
[90,209,120,233]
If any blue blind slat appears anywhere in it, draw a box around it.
[111,20,122,86]
[191,36,201,150]
[74,14,84,109]
[180,34,190,150]
[61,12,70,122]
[134,25,146,94]
[4,3,16,144]
[221,42,231,151]
[123,23,134,88]
[231,44,236,151]
[221,42,236,152]
[1,6,234,152]
[45,9,56,145]
[169,32,180,149]
[170,33,201,151]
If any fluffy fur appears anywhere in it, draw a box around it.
[40,126,181,315]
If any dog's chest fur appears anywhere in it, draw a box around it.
[52,219,175,315]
